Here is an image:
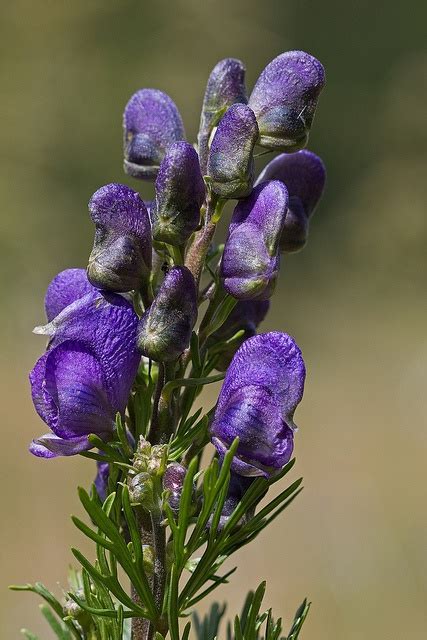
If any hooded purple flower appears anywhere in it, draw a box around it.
[45,268,94,322]
[249,51,325,151]
[87,183,152,293]
[208,299,270,371]
[256,150,326,252]
[207,103,258,199]
[151,142,206,246]
[29,290,140,458]
[137,266,197,362]
[220,181,288,300]
[198,58,247,173]
[123,89,185,180]
[210,332,305,477]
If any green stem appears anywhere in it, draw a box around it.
[131,510,153,640]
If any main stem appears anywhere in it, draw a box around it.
[132,510,153,640]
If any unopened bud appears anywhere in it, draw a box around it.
[207,104,258,199]
[137,267,197,361]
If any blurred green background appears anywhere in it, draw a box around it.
[2,0,427,638]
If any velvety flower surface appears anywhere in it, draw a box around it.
[220,181,288,300]
[87,183,152,292]
[137,266,197,361]
[198,58,247,173]
[256,150,326,252]
[123,89,185,180]
[151,142,205,246]
[29,291,140,457]
[249,51,325,151]
[207,103,258,199]
[210,332,305,477]
[45,268,94,322]
[208,299,270,371]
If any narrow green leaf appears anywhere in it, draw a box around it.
[21,630,40,640]
[168,564,180,640]
[162,373,225,400]
[40,604,71,640]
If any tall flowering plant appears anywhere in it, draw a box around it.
[12,51,326,640]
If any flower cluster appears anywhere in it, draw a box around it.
[24,50,326,639]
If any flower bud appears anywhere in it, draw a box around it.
[128,472,154,507]
[210,332,306,477]
[207,299,270,371]
[220,181,288,300]
[123,89,185,180]
[198,58,247,173]
[256,150,326,252]
[152,142,206,246]
[87,184,152,293]
[207,103,258,199]
[249,51,325,151]
[163,463,188,515]
[137,266,197,361]
[63,590,91,627]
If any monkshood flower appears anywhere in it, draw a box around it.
[87,183,152,293]
[29,290,140,457]
[137,266,197,361]
[151,141,206,246]
[45,268,93,322]
[220,181,288,300]
[198,58,247,173]
[256,149,326,252]
[208,299,270,371]
[210,332,305,477]
[207,103,258,199]
[123,88,185,180]
[249,51,325,151]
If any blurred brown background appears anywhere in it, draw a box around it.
[1,0,426,638]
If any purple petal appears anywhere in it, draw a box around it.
[256,150,326,218]
[41,340,115,439]
[221,223,279,300]
[123,89,185,180]
[45,269,94,322]
[249,51,325,151]
[30,434,92,457]
[35,291,140,413]
[211,332,305,477]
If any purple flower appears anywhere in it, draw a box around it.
[137,266,197,362]
[198,58,247,173]
[29,290,140,458]
[208,299,270,371]
[94,461,110,502]
[152,142,206,246]
[45,268,94,322]
[249,51,325,151]
[256,150,326,252]
[87,183,152,293]
[220,181,288,300]
[123,89,185,180]
[207,103,258,199]
[210,332,305,477]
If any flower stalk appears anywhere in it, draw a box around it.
[16,49,327,640]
